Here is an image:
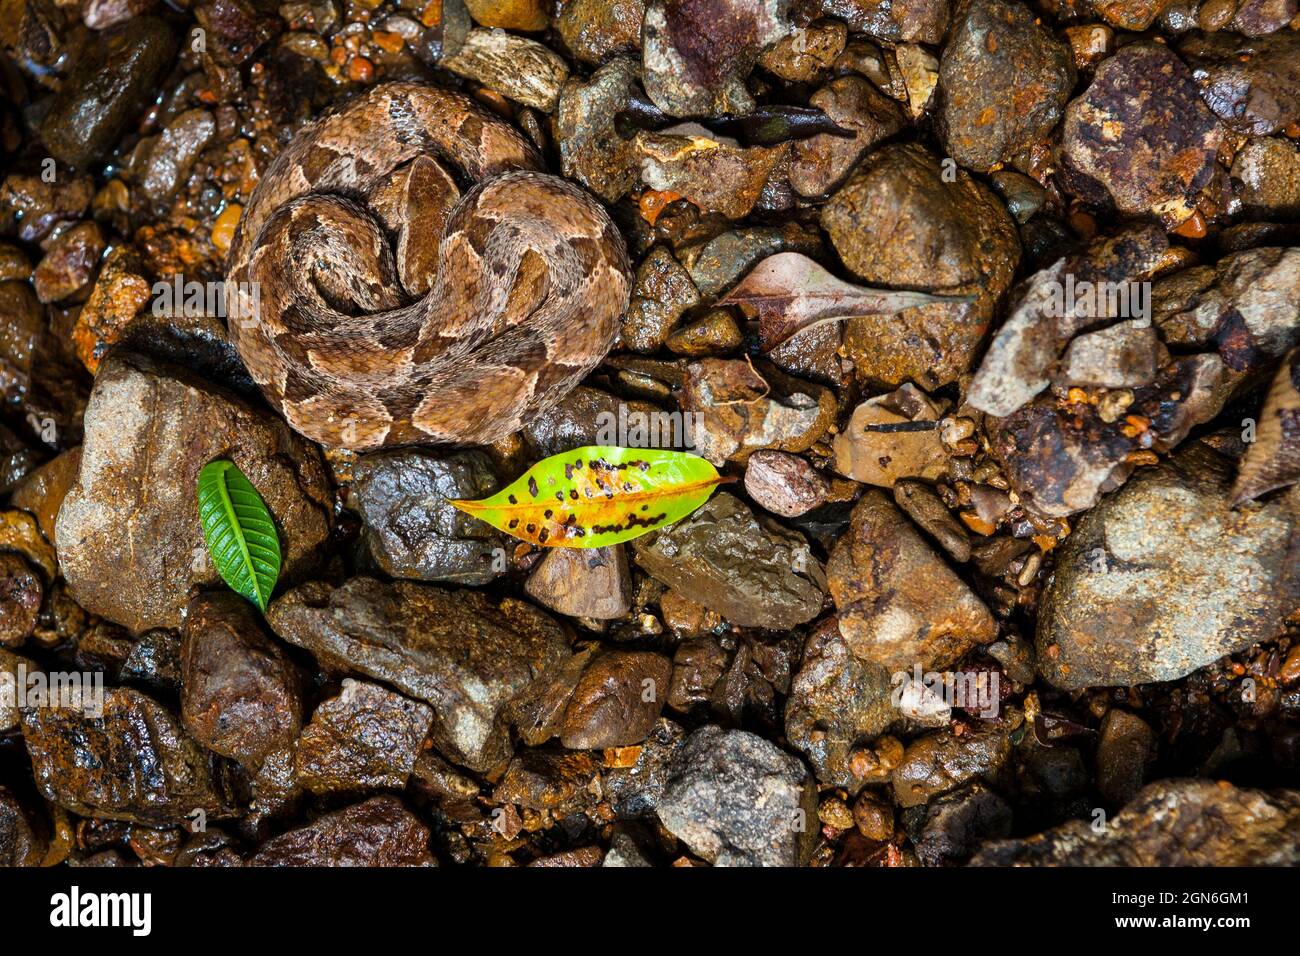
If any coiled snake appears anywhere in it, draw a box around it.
[225,82,632,449]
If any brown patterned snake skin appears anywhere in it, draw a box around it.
[225,82,632,450]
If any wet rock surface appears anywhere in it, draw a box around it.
[21,688,229,825]
[828,491,996,671]
[785,617,893,792]
[181,592,302,764]
[294,679,433,794]
[249,796,436,866]
[1038,441,1298,690]
[267,577,571,771]
[2,0,1300,871]
[656,725,817,866]
[938,0,1075,171]
[56,352,332,633]
[634,493,825,629]
[973,779,1300,865]
[822,143,1019,389]
[1059,44,1223,226]
[352,448,505,586]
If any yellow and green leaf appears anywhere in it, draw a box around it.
[451,445,727,548]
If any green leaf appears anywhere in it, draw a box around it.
[451,445,727,548]
[197,459,282,611]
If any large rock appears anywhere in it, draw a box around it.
[937,0,1074,171]
[55,352,331,633]
[633,493,825,630]
[351,447,505,586]
[828,491,996,671]
[249,795,436,866]
[1037,441,1299,690]
[972,779,1300,865]
[641,0,791,117]
[1058,44,1223,226]
[656,725,817,866]
[21,687,229,825]
[267,577,571,771]
[821,143,1019,390]
[181,591,303,765]
[39,17,179,167]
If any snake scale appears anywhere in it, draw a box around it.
[225,82,632,450]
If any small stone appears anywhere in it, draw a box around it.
[1179,30,1299,136]
[352,447,505,586]
[1232,137,1300,218]
[139,109,216,207]
[759,20,847,83]
[1059,44,1223,227]
[680,360,834,466]
[833,385,949,487]
[819,795,855,831]
[621,245,700,353]
[71,247,152,373]
[294,679,433,794]
[641,0,791,117]
[915,783,1013,866]
[665,310,743,357]
[557,58,642,204]
[1088,0,1169,30]
[818,0,950,42]
[894,43,939,117]
[55,351,332,634]
[556,0,645,64]
[785,617,894,792]
[633,493,825,630]
[525,545,633,620]
[0,553,41,648]
[463,0,548,30]
[828,491,996,671]
[789,76,905,197]
[822,143,1020,390]
[1059,320,1160,389]
[636,129,790,220]
[560,650,673,749]
[892,479,972,563]
[743,450,830,518]
[32,222,105,304]
[656,725,817,866]
[1096,709,1155,808]
[892,725,1011,808]
[442,29,569,111]
[659,589,721,637]
[852,790,894,841]
[181,591,303,765]
[0,784,46,867]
